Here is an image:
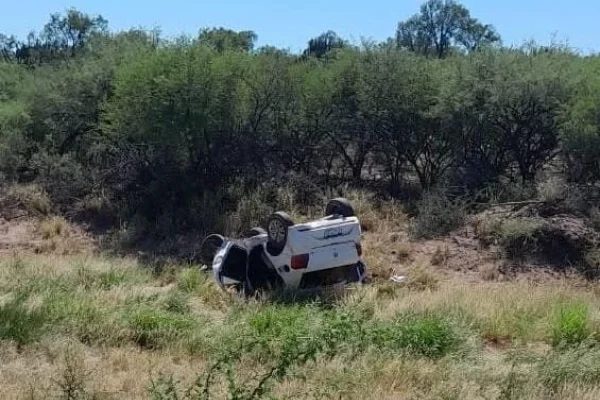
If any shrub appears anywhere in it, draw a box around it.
[225,186,274,236]
[537,176,567,203]
[476,181,538,204]
[52,346,90,400]
[497,218,546,259]
[381,312,458,358]
[408,189,467,239]
[583,248,600,278]
[37,216,69,239]
[2,184,52,216]
[0,293,47,346]
[550,301,592,348]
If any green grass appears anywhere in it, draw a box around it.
[550,301,592,347]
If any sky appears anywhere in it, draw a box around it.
[2,0,599,54]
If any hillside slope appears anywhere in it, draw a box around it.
[1,196,600,399]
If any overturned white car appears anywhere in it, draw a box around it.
[200,198,367,295]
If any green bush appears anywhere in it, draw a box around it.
[375,312,458,358]
[408,189,467,239]
[550,301,592,348]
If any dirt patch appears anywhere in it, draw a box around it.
[0,219,39,255]
[396,203,600,283]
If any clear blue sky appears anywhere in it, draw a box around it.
[2,0,599,53]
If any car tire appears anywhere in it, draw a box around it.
[199,234,225,268]
[325,198,355,218]
[242,227,267,238]
[266,211,294,256]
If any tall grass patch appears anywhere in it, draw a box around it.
[550,301,592,347]
[0,293,47,346]
[126,307,198,350]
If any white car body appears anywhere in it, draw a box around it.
[212,215,367,293]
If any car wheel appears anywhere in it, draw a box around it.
[325,198,355,217]
[199,234,225,268]
[242,227,267,238]
[266,211,294,255]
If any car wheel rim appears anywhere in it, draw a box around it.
[268,219,286,244]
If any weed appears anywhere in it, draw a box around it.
[38,216,69,239]
[148,373,182,400]
[550,301,591,348]
[589,207,600,231]
[52,345,90,400]
[225,187,273,236]
[474,217,503,246]
[478,181,537,204]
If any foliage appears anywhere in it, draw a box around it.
[550,302,592,348]
[396,0,500,58]
[0,2,597,242]
[409,189,467,239]
[494,218,546,259]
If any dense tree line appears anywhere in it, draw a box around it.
[1,2,599,236]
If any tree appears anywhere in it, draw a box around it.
[303,31,347,59]
[560,57,600,183]
[42,8,108,54]
[13,8,108,65]
[396,0,500,58]
[198,28,257,53]
[0,34,17,61]
[327,50,374,183]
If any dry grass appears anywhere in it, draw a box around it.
[480,264,501,281]
[4,184,52,216]
[1,251,600,399]
[2,200,600,399]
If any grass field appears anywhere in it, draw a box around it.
[2,249,600,399]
